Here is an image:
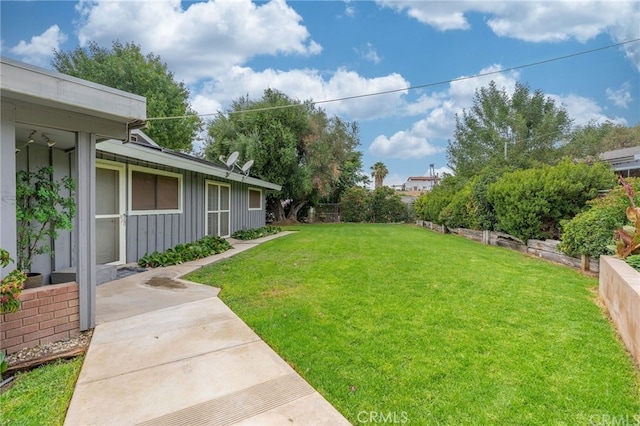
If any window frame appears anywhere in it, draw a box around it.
[248,187,263,211]
[128,164,183,215]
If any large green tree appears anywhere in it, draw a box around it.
[560,122,640,159]
[52,41,202,152]
[448,81,571,178]
[204,89,363,222]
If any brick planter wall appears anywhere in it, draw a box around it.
[1,282,80,355]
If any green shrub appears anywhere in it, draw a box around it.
[414,175,466,224]
[231,226,281,240]
[471,167,512,230]
[138,235,232,267]
[559,177,640,258]
[438,180,480,229]
[487,160,615,241]
[626,255,640,271]
[340,187,370,222]
[370,187,409,223]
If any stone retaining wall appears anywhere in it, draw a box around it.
[416,221,598,273]
[599,256,640,367]
[0,282,80,354]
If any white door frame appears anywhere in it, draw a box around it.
[205,180,231,238]
[96,159,126,264]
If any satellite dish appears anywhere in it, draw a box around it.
[241,160,254,175]
[219,155,226,164]
[226,151,239,168]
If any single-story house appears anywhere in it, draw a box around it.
[601,146,640,178]
[1,57,280,334]
[405,175,439,192]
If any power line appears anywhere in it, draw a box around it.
[145,37,640,122]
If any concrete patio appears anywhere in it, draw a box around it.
[64,233,350,425]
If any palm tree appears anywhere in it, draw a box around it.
[370,162,388,189]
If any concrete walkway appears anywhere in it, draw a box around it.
[65,233,350,426]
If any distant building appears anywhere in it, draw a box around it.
[405,175,439,192]
[601,146,640,178]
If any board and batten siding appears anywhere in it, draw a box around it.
[96,152,267,263]
[15,144,76,284]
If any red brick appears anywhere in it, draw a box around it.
[69,329,80,338]
[55,321,77,334]
[1,335,24,351]
[40,317,68,330]
[39,301,68,314]
[67,298,79,307]
[3,307,38,322]
[23,311,53,326]
[53,292,77,303]
[23,327,54,342]
[5,340,33,355]
[54,308,71,318]
[51,286,70,296]
[68,313,79,322]
[40,331,71,346]
[18,290,38,301]
[6,323,38,339]
[1,318,23,331]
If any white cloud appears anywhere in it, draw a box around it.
[606,82,633,108]
[550,93,628,126]
[356,43,382,64]
[191,66,410,121]
[376,1,640,70]
[343,1,356,18]
[75,0,322,83]
[370,65,520,160]
[10,25,67,67]
[370,130,444,160]
[377,0,476,31]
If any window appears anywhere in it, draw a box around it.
[129,166,182,214]
[249,188,262,210]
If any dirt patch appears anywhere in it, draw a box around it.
[145,276,187,289]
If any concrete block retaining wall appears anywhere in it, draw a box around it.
[599,256,640,367]
[1,282,80,354]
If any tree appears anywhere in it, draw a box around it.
[204,89,363,223]
[370,162,388,189]
[561,123,640,160]
[53,41,202,152]
[448,81,571,178]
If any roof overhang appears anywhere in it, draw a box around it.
[97,139,282,191]
[1,57,146,142]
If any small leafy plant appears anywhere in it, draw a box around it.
[138,236,232,268]
[613,176,640,261]
[1,248,26,314]
[231,226,281,240]
[16,166,76,273]
[0,352,8,380]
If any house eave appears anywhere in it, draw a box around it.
[1,57,146,140]
[97,140,282,191]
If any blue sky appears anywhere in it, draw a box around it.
[2,1,639,187]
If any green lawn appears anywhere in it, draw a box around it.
[0,357,83,426]
[186,224,640,425]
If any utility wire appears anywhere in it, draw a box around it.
[145,37,640,121]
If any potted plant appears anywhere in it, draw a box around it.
[15,166,76,288]
[1,248,26,314]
